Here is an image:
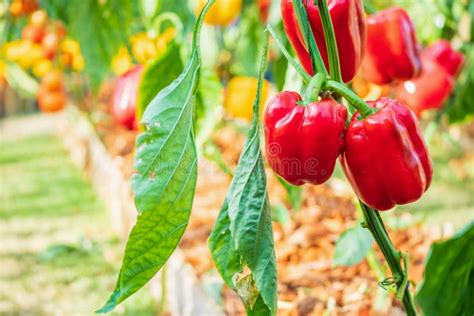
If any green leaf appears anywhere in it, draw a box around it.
[209,116,277,315]
[136,42,184,122]
[209,31,277,315]
[333,224,374,267]
[417,222,474,316]
[97,1,216,311]
[97,50,200,314]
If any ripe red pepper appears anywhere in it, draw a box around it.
[395,56,454,114]
[361,7,422,85]
[264,92,348,185]
[423,40,465,77]
[341,98,433,211]
[281,0,366,83]
[112,65,143,130]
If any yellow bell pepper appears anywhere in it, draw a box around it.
[196,0,242,26]
[224,76,270,121]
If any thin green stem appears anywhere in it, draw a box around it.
[193,0,216,55]
[360,203,418,316]
[304,73,326,102]
[316,0,342,82]
[153,12,184,35]
[253,30,271,119]
[323,80,375,117]
[309,2,418,313]
[266,24,312,83]
[292,0,328,76]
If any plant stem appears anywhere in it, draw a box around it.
[266,24,312,83]
[304,73,326,102]
[291,0,328,76]
[316,0,342,82]
[323,80,375,117]
[255,30,270,118]
[295,1,419,314]
[153,12,184,35]
[193,0,216,54]
[360,203,418,316]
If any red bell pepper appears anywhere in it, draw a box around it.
[423,40,465,77]
[281,0,366,83]
[264,92,348,185]
[112,65,143,130]
[341,98,433,211]
[361,7,422,85]
[395,56,454,114]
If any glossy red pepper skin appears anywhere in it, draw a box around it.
[264,92,348,186]
[423,40,465,77]
[281,0,366,83]
[112,65,143,130]
[361,7,422,85]
[395,56,454,114]
[341,98,433,211]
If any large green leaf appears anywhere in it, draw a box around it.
[97,50,200,314]
[417,222,474,316]
[97,1,215,311]
[136,42,184,122]
[209,31,277,315]
[208,109,277,315]
[333,224,374,267]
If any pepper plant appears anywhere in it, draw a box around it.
[98,1,469,315]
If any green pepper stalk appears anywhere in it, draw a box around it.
[292,0,328,76]
[315,0,342,82]
[315,1,419,315]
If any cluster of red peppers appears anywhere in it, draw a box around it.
[262,0,464,211]
[281,0,366,83]
[360,7,464,115]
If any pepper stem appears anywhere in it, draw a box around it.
[292,0,328,76]
[323,80,375,117]
[359,204,419,316]
[315,0,342,82]
[193,0,216,56]
[266,24,311,84]
[311,2,419,314]
[304,73,326,102]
